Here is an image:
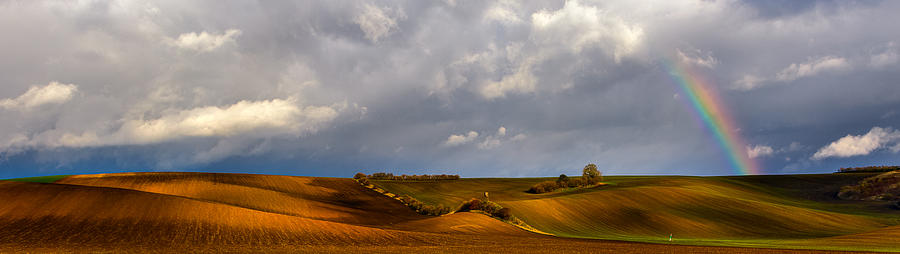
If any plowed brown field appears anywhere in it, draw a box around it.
[0,173,872,253]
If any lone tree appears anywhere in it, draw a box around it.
[557,174,569,183]
[582,164,602,185]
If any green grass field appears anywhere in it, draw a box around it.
[1,175,70,183]
[371,174,900,252]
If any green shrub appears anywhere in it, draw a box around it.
[496,208,512,220]
[422,204,434,214]
[527,181,561,194]
[457,198,513,220]
[395,195,452,216]
[481,201,503,215]
[458,198,484,211]
[557,174,568,183]
[567,178,584,188]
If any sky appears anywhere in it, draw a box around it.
[2,0,900,179]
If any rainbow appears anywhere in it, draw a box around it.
[663,59,761,175]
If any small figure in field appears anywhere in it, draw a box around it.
[669,233,673,242]
[484,192,489,201]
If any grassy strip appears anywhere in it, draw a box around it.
[364,177,553,236]
[556,234,900,252]
[1,175,70,183]
[359,177,552,235]
[456,198,553,235]
[355,178,453,216]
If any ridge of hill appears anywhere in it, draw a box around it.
[0,172,891,253]
[371,174,900,252]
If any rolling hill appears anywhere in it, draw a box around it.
[371,174,900,252]
[0,172,890,253]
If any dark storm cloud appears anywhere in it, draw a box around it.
[1,0,900,178]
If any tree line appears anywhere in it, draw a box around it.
[352,172,522,219]
[837,166,900,173]
[837,170,900,202]
[399,194,454,216]
[355,172,460,181]
[527,163,603,194]
[351,173,455,215]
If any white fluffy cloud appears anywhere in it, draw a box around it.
[0,82,78,110]
[444,126,522,150]
[23,98,339,148]
[530,0,643,63]
[736,56,852,90]
[354,3,406,43]
[480,58,538,99]
[478,126,508,150]
[477,0,645,100]
[812,127,900,160]
[746,145,774,158]
[483,0,523,25]
[168,29,242,52]
[444,131,479,146]
[776,56,850,82]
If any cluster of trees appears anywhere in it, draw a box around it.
[527,164,603,194]
[457,198,512,220]
[837,166,900,173]
[355,172,460,181]
[353,173,372,186]
[837,171,900,201]
[399,195,453,216]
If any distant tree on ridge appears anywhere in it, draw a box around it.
[582,163,602,184]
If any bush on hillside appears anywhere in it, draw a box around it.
[566,178,584,188]
[557,174,569,183]
[459,198,483,211]
[527,181,561,194]
[496,208,512,220]
[528,163,604,194]
[457,198,511,220]
[837,171,900,201]
[400,195,452,216]
[480,201,503,215]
